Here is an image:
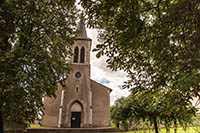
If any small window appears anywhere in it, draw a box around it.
[76,87,79,93]
[80,47,85,63]
[75,72,81,79]
[73,47,79,63]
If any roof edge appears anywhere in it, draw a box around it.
[90,79,112,92]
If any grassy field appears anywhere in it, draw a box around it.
[124,127,200,133]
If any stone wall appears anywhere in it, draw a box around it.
[40,83,62,127]
[91,80,111,127]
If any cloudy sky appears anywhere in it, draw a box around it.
[87,29,131,105]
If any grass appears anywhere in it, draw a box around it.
[29,124,41,128]
[124,126,200,133]
[29,124,49,128]
[30,124,116,129]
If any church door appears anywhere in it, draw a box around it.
[71,112,81,128]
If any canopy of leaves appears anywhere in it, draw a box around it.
[0,0,77,126]
[81,0,200,105]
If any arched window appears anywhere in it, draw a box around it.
[80,47,85,63]
[73,46,79,63]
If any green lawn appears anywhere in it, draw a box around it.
[29,124,49,128]
[124,127,200,133]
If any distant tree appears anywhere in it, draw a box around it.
[110,89,196,133]
[110,97,131,130]
[0,0,77,127]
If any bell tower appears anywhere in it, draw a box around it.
[61,19,93,128]
[72,19,91,65]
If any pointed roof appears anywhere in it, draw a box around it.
[77,19,91,41]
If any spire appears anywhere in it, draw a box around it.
[77,18,91,40]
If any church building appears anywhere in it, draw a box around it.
[41,20,112,128]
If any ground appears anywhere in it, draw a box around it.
[124,126,200,133]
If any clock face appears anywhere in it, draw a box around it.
[75,72,81,79]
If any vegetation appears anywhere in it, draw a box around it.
[110,92,196,133]
[82,0,200,105]
[1,0,200,132]
[82,0,200,97]
[0,0,77,127]
[29,124,48,128]
[124,126,200,133]
[81,1,200,132]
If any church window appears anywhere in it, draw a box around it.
[80,47,85,63]
[76,87,79,93]
[75,72,81,79]
[73,46,79,63]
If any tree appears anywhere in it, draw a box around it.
[110,97,132,130]
[111,90,196,133]
[80,0,200,118]
[0,0,77,127]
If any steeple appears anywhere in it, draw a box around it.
[77,19,91,40]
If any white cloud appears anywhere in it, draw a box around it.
[87,29,131,105]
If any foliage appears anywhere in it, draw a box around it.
[81,1,200,131]
[1,0,200,129]
[110,97,132,130]
[110,90,196,133]
[124,126,200,133]
[0,0,77,126]
[81,0,200,106]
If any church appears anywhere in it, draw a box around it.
[41,20,112,128]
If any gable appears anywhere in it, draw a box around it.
[90,79,112,92]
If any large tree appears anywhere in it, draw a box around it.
[0,0,77,127]
[79,1,200,131]
[81,0,200,109]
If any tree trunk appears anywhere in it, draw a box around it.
[153,117,159,133]
[174,128,177,133]
[116,122,119,128]
[174,120,177,133]
[0,110,4,133]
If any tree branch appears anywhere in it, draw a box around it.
[157,0,162,19]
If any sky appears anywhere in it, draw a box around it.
[87,29,131,105]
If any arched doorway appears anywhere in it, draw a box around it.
[70,102,82,128]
